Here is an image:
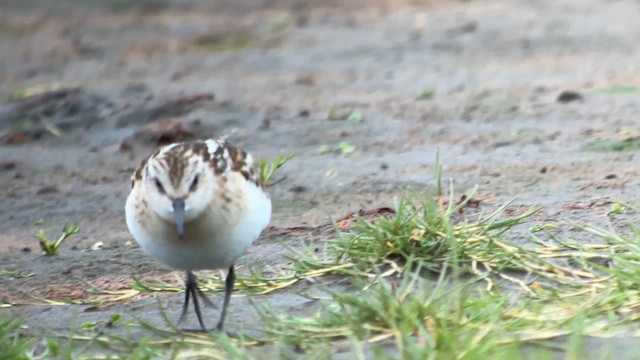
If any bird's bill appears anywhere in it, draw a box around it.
[173,199,185,238]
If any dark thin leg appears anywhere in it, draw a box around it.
[197,286,215,308]
[180,271,207,331]
[191,284,206,331]
[216,265,235,331]
[178,272,191,323]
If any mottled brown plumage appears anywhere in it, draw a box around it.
[131,139,263,190]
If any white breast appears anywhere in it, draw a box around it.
[125,180,271,271]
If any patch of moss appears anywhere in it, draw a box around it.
[0,19,44,37]
[192,32,254,52]
[591,85,639,94]
[584,137,640,152]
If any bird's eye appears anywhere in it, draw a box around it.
[154,178,165,193]
[189,175,199,192]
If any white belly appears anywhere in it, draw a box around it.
[125,183,271,271]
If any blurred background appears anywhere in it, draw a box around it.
[2,0,640,261]
[1,0,639,253]
[2,0,640,354]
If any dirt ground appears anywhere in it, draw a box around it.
[1,0,639,355]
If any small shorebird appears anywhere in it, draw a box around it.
[125,138,271,331]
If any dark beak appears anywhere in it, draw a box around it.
[172,198,185,238]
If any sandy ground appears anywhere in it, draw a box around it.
[1,0,639,355]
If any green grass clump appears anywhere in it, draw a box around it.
[36,225,79,255]
[257,261,559,358]
[416,89,436,100]
[0,316,32,360]
[591,85,639,94]
[0,19,44,38]
[290,191,551,287]
[259,153,293,187]
[327,107,365,122]
[192,33,254,52]
[584,137,640,152]
[268,15,291,32]
[331,195,454,270]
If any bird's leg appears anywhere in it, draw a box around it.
[178,271,192,324]
[179,271,207,331]
[197,285,215,308]
[215,265,235,331]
